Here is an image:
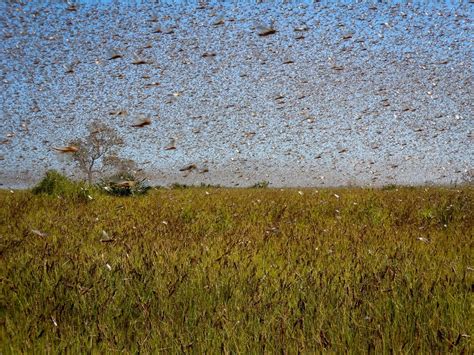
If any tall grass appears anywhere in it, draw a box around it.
[1,186,472,352]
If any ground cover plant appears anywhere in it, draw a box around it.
[0,186,472,352]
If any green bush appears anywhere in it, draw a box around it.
[170,183,189,189]
[98,172,150,196]
[32,170,93,201]
[251,180,270,188]
[200,183,221,188]
[381,184,398,191]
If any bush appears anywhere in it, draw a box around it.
[98,172,150,196]
[170,183,189,189]
[32,170,93,201]
[381,184,398,191]
[200,183,221,188]
[251,180,270,188]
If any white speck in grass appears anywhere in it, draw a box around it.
[417,237,430,243]
[106,263,112,271]
[205,191,210,195]
[31,229,48,237]
[334,193,340,199]
[88,195,93,200]
[51,316,58,327]
[298,191,304,195]
[162,221,168,225]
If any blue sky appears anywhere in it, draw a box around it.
[0,0,472,187]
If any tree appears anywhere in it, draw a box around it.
[69,121,124,184]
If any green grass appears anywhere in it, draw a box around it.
[1,186,473,352]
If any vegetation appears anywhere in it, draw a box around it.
[31,170,93,202]
[98,172,151,197]
[252,180,270,188]
[68,121,125,184]
[1,186,473,352]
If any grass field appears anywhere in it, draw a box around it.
[1,186,473,353]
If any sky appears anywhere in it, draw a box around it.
[0,0,473,187]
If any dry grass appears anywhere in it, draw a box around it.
[1,186,473,352]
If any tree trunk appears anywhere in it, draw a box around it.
[87,170,93,185]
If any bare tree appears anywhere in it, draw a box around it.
[69,121,124,184]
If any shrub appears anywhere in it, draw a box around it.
[200,183,221,188]
[32,170,93,201]
[251,180,270,188]
[381,184,398,191]
[98,172,150,196]
[170,183,189,189]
